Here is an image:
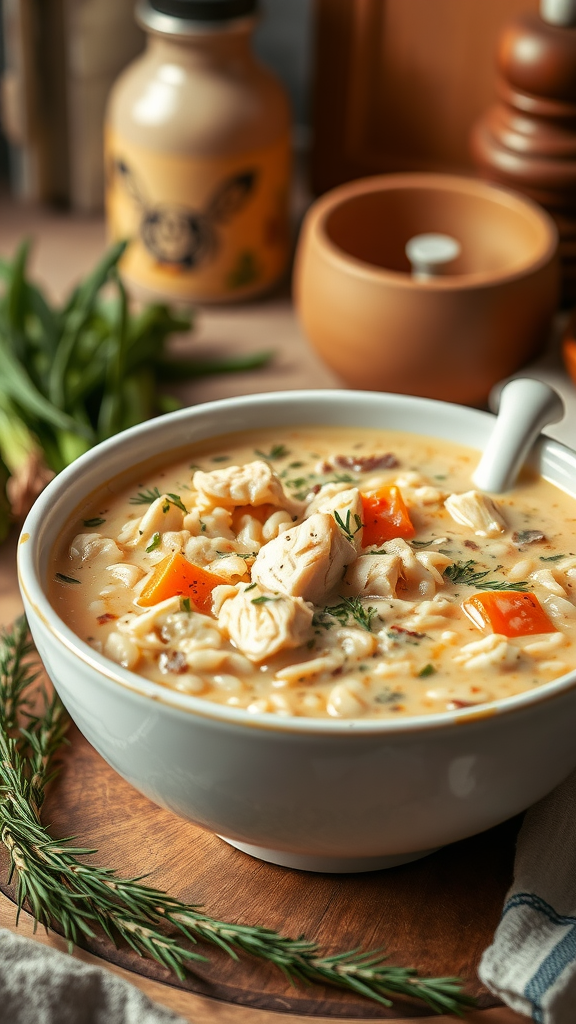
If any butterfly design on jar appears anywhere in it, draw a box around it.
[113,159,257,269]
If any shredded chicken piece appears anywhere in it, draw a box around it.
[453,633,520,670]
[216,588,314,662]
[183,506,235,539]
[403,596,457,633]
[70,534,124,565]
[530,568,567,597]
[275,649,345,684]
[193,461,299,513]
[303,485,360,544]
[123,495,185,548]
[444,490,506,537]
[305,487,363,550]
[342,553,402,598]
[378,538,447,600]
[251,512,356,605]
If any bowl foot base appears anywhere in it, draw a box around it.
[217,836,440,873]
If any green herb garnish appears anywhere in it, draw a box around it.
[55,573,81,585]
[255,444,290,461]
[244,582,257,592]
[334,509,363,543]
[130,487,161,506]
[180,597,192,613]
[251,595,280,605]
[165,493,187,513]
[443,560,529,592]
[211,455,230,463]
[418,664,436,678]
[540,554,566,562]
[316,596,377,632]
[146,532,161,553]
[82,517,105,527]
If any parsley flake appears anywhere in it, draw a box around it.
[146,532,161,553]
[83,517,106,527]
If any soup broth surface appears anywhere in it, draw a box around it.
[49,427,576,718]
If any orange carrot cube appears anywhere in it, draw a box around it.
[139,552,228,613]
[462,591,556,638]
[361,485,415,547]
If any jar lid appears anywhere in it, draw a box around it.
[149,0,257,19]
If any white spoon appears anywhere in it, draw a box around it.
[472,378,564,493]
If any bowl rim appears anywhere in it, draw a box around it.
[302,172,559,292]
[18,387,576,736]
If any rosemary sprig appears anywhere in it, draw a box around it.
[0,619,474,1016]
[443,560,529,592]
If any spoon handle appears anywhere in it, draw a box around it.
[472,378,564,493]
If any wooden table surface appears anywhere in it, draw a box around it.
[0,198,561,1023]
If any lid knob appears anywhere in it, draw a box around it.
[405,233,461,280]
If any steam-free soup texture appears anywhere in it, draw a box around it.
[49,428,576,718]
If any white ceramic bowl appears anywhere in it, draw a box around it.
[18,391,576,873]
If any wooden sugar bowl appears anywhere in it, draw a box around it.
[293,173,559,406]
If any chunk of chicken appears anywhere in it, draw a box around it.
[342,554,402,598]
[251,512,356,605]
[184,535,256,582]
[379,538,448,600]
[123,495,185,548]
[453,633,520,671]
[216,587,313,662]
[305,487,363,551]
[444,490,506,537]
[193,461,300,513]
[70,534,124,566]
[183,507,235,539]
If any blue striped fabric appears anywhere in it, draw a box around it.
[502,893,576,1022]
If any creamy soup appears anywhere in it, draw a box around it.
[49,427,576,719]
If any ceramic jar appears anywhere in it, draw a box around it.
[105,0,292,303]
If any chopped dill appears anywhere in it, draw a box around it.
[443,560,529,591]
[83,516,106,527]
[180,597,192,613]
[255,444,290,461]
[130,486,161,505]
[315,596,377,632]
[540,554,566,562]
[244,582,257,592]
[211,455,230,462]
[251,595,280,605]
[146,532,161,553]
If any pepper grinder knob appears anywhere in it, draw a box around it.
[405,233,461,280]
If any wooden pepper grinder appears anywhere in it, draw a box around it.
[471,0,576,305]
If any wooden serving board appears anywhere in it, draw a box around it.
[0,536,523,1023]
[0,717,521,1021]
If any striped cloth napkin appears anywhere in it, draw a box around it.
[479,768,576,1023]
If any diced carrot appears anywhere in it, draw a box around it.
[462,591,556,638]
[361,485,415,547]
[139,552,228,612]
